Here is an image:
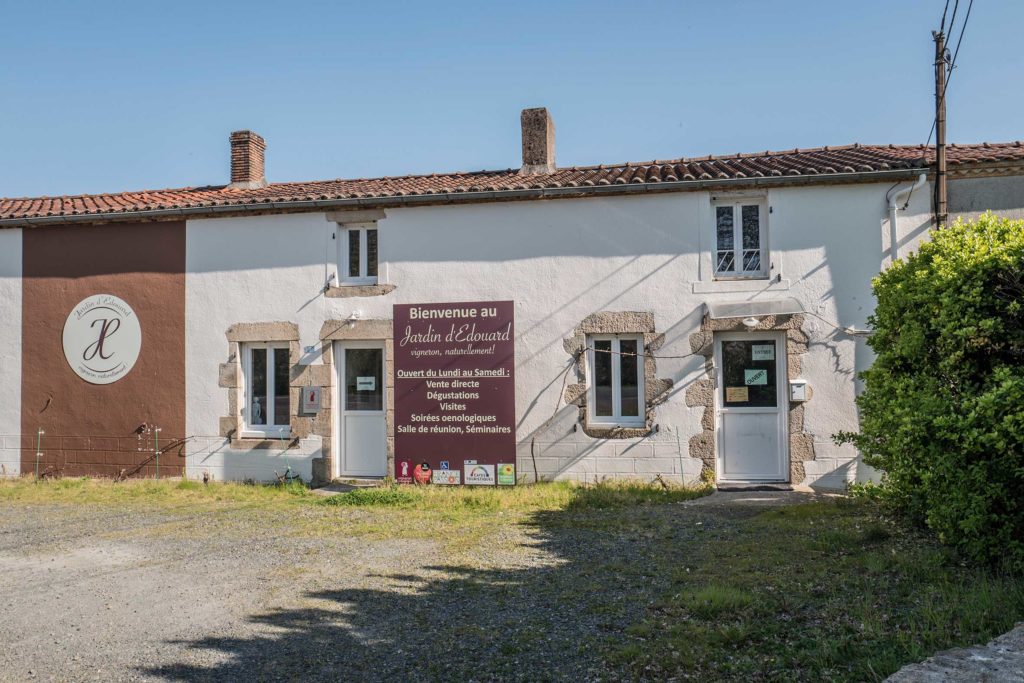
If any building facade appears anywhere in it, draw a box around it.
[2,110,1022,488]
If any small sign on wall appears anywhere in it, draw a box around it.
[300,386,322,414]
[497,463,516,486]
[464,460,496,486]
[432,469,461,485]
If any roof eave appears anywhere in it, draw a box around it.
[0,168,923,228]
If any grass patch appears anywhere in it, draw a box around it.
[680,584,756,619]
[612,499,1024,681]
[565,480,710,510]
[318,479,711,512]
[312,480,710,549]
[0,476,710,551]
[0,476,313,508]
[320,486,420,507]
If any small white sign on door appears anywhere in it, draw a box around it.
[744,368,768,385]
[356,376,376,391]
[751,344,775,361]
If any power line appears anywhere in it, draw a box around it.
[933,0,975,137]
[923,0,974,150]
[948,0,974,83]
[587,346,701,361]
[909,0,975,211]
[946,0,961,40]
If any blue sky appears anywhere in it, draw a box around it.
[1,0,1020,197]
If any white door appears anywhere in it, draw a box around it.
[334,342,387,477]
[715,331,788,482]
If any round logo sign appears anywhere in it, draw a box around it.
[62,294,142,384]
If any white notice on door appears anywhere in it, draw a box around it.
[744,369,768,385]
[356,376,376,391]
[751,344,775,361]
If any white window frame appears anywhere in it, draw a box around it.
[712,198,768,280]
[338,221,379,285]
[586,334,646,427]
[241,342,291,439]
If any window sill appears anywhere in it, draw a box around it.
[692,278,790,294]
[581,423,653,439]
[325,283,396,298]
[232,436,297,450]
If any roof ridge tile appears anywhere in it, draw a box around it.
[4,141,1023,221]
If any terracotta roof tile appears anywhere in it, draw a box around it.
[3,142,1023,222]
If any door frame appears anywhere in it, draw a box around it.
[713,330,789,483]
[332,340,387,479]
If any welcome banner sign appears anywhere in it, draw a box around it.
[393,301,516,485]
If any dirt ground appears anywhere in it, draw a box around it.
[0,489,831,682]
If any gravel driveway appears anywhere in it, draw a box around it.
[0,492,817,682]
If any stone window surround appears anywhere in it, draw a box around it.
[685,313,815,484]
[584,334,647,428]
[238,342,292,439]
[562,312,673,439]
[324,209,396,299]
[219,322,332,453]
[318,318,395,482]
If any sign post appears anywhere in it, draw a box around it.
[393,301,516,485]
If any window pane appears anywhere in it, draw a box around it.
[716,206,734,250]
[741,205,760,249]
[743,250,762,272]
[250,348,268,425]
[273,348,290,426]
[593,340,613,417]
[722,340,777,408]
[619,339,640,417]
[348,229,360,278]
[716,250,735,273]
[366,229,378,277]
[346,348,383,411]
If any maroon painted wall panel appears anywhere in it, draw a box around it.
[21,222,187,477]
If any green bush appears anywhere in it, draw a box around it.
[838,213,1024,568]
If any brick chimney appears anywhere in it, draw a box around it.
[228,130,267,189]
[520,107,555,174]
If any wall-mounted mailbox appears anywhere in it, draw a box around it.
[789,379,808,402]
[300,386,322,414]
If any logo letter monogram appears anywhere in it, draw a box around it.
[64,295,141,384]
[83,318,121,361]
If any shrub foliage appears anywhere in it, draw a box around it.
[840,213,1024,567]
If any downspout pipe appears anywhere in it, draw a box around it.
[887,173,927,262]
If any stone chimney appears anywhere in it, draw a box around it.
[520,107,555,174]
[228,130,267,189]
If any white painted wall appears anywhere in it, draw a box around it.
[180,176,944,488]
[184,215,333,482]
[0,229,22,476]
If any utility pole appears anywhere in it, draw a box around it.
[933,30,949,228]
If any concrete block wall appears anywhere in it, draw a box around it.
[517,438,704,484]
[184,436,319,483]
[0,436,20,477]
